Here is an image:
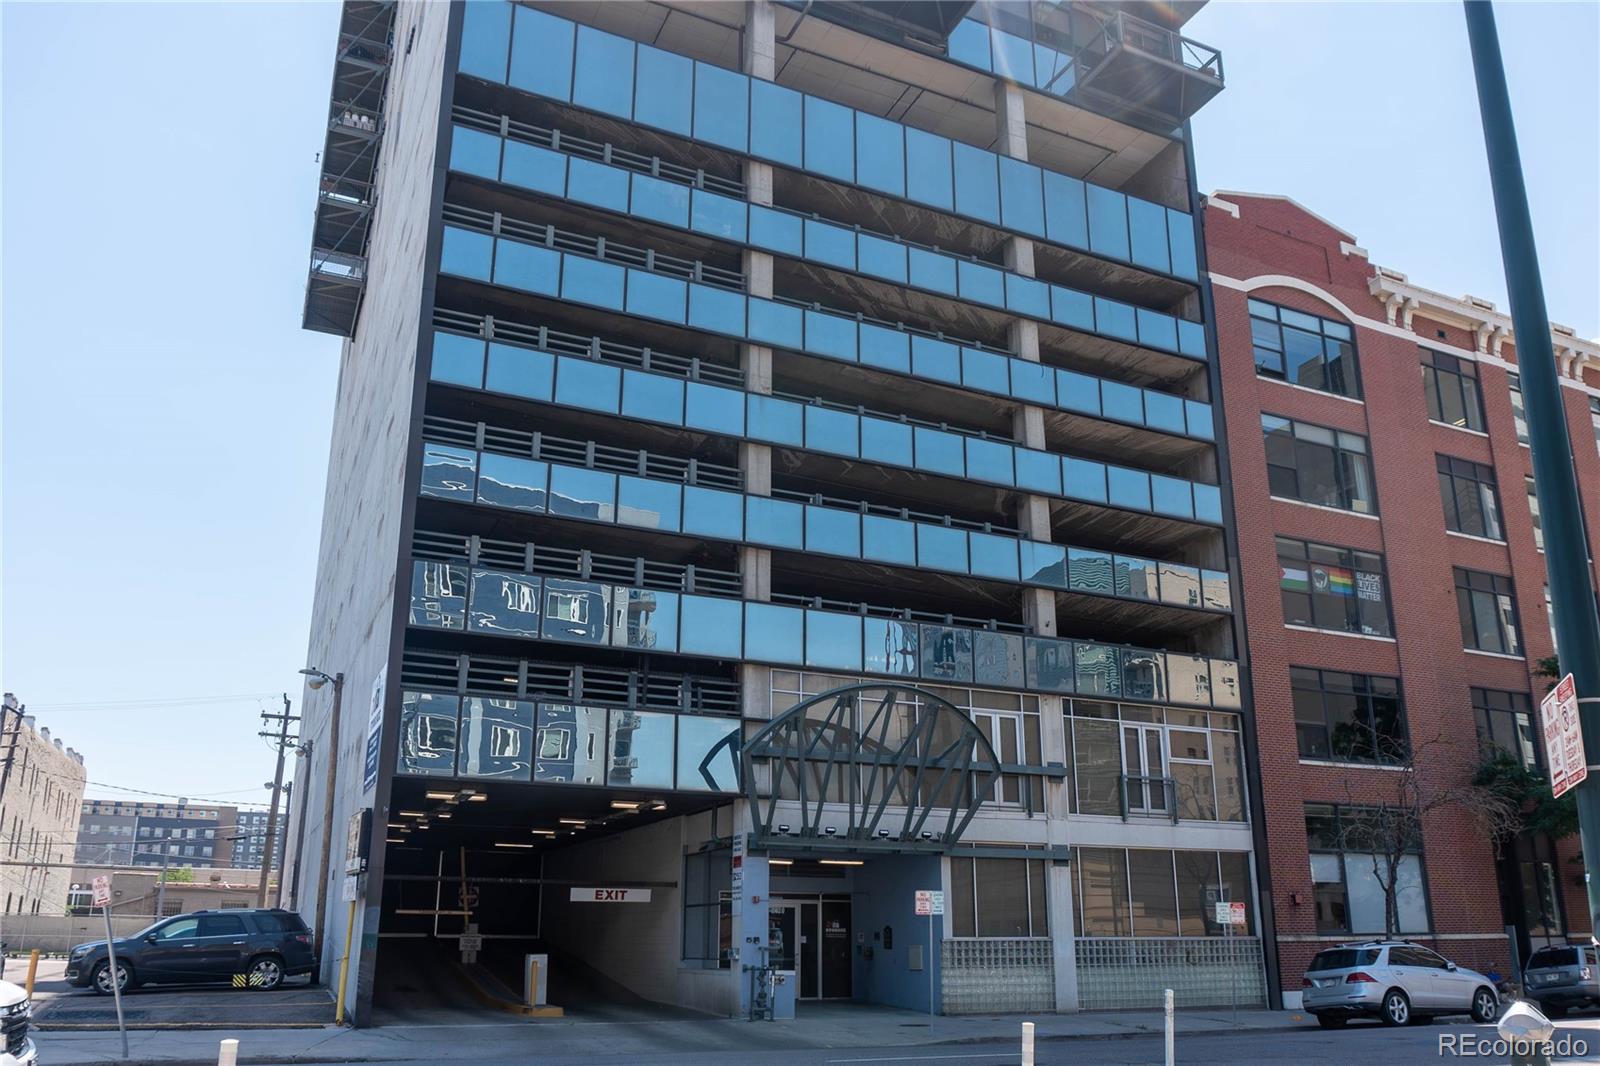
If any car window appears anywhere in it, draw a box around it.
[152,918,200,941]
[1308,948,1378,971]
[1408,947,1450,969]
[250,912,306,934]
[1390,947,1436,968]
[197,914,247,938]
[1528,947,1577,969]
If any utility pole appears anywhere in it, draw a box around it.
[305,671,344,986]
[1466,1,1600,932]
[258,695,299,907]
[275,781,294,908]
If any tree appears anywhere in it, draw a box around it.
[160,867,193,883]
[1534,655,1562,694]
[1473,748,1579,841]
[1339,734,1521,938]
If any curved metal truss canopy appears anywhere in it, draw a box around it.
[740,683,1002,853]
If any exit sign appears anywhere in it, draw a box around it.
[569,887,652,903]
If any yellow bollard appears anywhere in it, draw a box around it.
[333,899,357,1026]
[23,951,38,999]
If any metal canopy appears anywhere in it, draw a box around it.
[741,683,1001,853]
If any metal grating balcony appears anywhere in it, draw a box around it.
[302,0,395,337]
[1069,7,1223,128]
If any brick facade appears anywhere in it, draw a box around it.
[1204,193,1600,1002]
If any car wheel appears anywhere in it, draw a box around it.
[1316,1014,1347,1029]
[246,954,284,991]
[91,960,132,996]
[1380,989,1410,1026]
[1471,987,1499,1023]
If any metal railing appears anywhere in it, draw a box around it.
[1119,774,1178,823]
[1096,10,1223,80]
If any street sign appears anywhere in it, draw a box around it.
[91,875,112,909]
[362,667,386,796]
[1542,673,1587,799]
[569,887,652,902]
[458,934,483,952]
[914,889,945,916]
[1229,902,1246,926]
[1214,901,1231,925]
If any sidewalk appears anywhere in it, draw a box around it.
[33,1003,1308,1065]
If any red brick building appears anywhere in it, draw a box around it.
[1203,192,1600,1008]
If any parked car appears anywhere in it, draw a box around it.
[65,908,315,995]
[0,979,34,1065]
[1301,940,1499,1028]
[1523,944,1600,1016]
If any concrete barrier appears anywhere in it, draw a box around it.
[0,914,150,955]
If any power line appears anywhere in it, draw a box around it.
[21,693,283,711]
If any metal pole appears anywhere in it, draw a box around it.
[102,903,128,1059]
[1164,987,1175,1066]
[156,841,170,918]
[311,673,344,984]
[258,695,294,907]
[1022,1020,1035,1066]
[927,910,934,1018]
[275,782,294,909]
[1466,0,1600,934]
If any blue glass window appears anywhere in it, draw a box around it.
[475,453,546,513]
[397,692,458,777]
[459,0,511,82]
[975,629,1025,689]
[946,19,991,70]
[561,255,624,310]
[685,382,745,436]
[1085,185,1130,262]
[624,587,678,652]
[957,259,1005,307]
[804,405,859,457]
[1076,644,1121,698]
[687,283,745,336]
[1056,369,1100,415]
[421,443,477,501]
[991,29,1034,85]
[1106,466,1151,512]
[806,611,863,671]
[803,96,855,182]
[747,394,805,446]
[859,416,912,466]
[804,310,857,362]
[952,142,1000,224]
[1069,546,1114,594]
[467,569,540,638]
[1168,208,1198,280]
[1101,381,1144,425]
[857,235,907,283]
[431,331,485,388]
[1009,360,1055,405]
[862,514,917,566]
[854,113,905,197]
[501,139,566,196]
[449,126,500,179]
[682,485,743,539]
[678,714,739,791]
[1126,197,1171,274]
[625,270,687,324]
[747,298,803,349]
[1150,475,1193,519]
[911,336,961,383]
[1014,449,1061,495]
[908,248,957,295]
[1143,391,1186,435]
[1193,483,1223,525]
[859,323,910,373]
[1185,400,1214,440]
[543,582,609,644]
[749,80,803,168]
[749,206,802,255]
[916,524,969,573]
[904,128,954,211]
[1025,637,1075,694]
[689,189,747,242]
[1093,297,1137,342]
[1005,275,1050,319]
[919,625,973,683]
[485,342,553,401]
[620,369,684,425]
[630,174,690,228]
[913,427,965,477]
[805,506,861,558]
[1064,457,1106,503]
[1020,541,1067,587]
[961,347,1010,396]
[548,465,616,522]
[1043,172,1088,249]
[679,596,743,658]
[998,157,1045,236]
[553,356,620,414]
[693,62,748,151]
[1177,319,1208,359]
[617,475,681,531]
[965,437,1014,486]
[509,5,572,100]
[746,496,804,549]
[968,532,1019,581]
[804,219,856,270]
[633,45,693,136]
[441,227,492,280]
[491,238,559,295]
[572,26,634,119]
[1137,308,1178,353]
[1050,286,1094,331]
[743,602,802,664]
[864,617,919,677]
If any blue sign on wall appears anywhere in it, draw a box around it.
[362,667,386,796]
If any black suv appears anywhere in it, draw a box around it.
[66,908,315,994]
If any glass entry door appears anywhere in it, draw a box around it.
[1122,724,1167,813]
[773,900,852,999]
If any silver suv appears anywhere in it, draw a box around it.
[1524,944,1600,1016]
[1302,941,1499,1028]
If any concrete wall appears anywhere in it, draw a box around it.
[850,855,940,1013]
[3,914,149,955]
[0,710,87,918]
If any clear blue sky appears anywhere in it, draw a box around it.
[2,2,1595,806]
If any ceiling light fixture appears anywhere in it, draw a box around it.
[558,818,587,826]
[425,792,454,801]
[398,811,427,818]
[768,858,793,866]
[466,794,488,802]
[610,801,641,810]
[495,842,535,849]
[530,829,556,836]
[819,859,864,867]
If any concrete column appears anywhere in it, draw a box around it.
[731,800,771,1018]
[1048,856,1080,1012]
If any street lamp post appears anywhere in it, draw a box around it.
[300,668,344,985]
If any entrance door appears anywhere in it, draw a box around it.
[775,901,852,1000]
[820,901,852,999]
[1122,723,1168,814]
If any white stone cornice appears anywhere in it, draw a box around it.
[1400,296,1419,330]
